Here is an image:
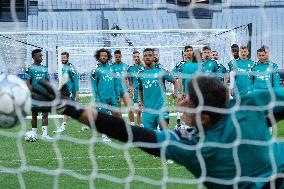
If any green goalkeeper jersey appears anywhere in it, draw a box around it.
[137,64,174,110]
[251,61,280,91]
[24,64,49,87]
[156,89,284,189]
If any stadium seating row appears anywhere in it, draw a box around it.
[28,10,178,30]
[37,0,167,9]
[28,11,102,30]
[104,10,178,30]
[212,8,284,68]
[222,0,284,6]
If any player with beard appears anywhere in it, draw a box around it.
[54,51,80,133]
[127,51,144,126]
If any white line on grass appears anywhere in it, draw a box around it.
[0,166,183,173]
[72,167,184,172]
[0,154,149,163]
[25,113,178,120]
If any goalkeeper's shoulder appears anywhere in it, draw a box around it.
[238,88,284,107]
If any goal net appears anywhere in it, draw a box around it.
[0,26,255,189]
[0,26,249,92]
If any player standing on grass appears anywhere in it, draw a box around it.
[211,50,228,85]
[176,46,202,127]
[137,48,179,130]
[91,48,120,141]
[201,46,219,74]
[25,49,52,140]
[54,51,80,133]
[127,50,143,127]
[252,47,281,134]
[229,45,254,98]
[251,48,280,91]
[32,75,284,189]
[171,47,188,126]
[152,47,176,130]
[112,50,134,124]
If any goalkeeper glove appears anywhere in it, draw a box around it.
[174,124,196,140]
[31,79,84,119]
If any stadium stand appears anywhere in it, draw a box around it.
[222,0,284,6]
[28,0,178,31]
[37,0,168,10]
[28,11,103,30]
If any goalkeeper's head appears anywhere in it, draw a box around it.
[180,76,229,130]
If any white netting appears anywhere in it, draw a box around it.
[0,27,248,91]
[1,1,283,189]
[0,27,253,188]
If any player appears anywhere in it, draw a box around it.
[229,45,254,97]
[261,45,271,61]
[211,50,228,85]
[112,50,134,124]
[227,44,239,72]
[251,48,280,91]
[201,46,218,74]
[178,46,202,96]
[153,48,160,65]
[152,47,177,130]
[25,49,52,140]
[32,76,284,189]
[137,48,178,130]
[91,48,120,141]
[177,47,202,127]
[54,51,80,133]
[171,46,191,126]
[127,51,143,126]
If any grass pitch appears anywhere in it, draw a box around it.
[0,96,283,189]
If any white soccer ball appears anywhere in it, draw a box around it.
[0,74,31,128]
[24,131,37,142]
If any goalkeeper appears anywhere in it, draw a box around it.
[32,76,284,189]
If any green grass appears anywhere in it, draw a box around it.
[0,96,283,188]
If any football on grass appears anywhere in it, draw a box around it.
[0,74,31,128]
[24,131,37,142]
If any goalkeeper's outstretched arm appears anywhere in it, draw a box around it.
[32,79,160,157]
[79,109,160,156]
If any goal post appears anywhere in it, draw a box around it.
[0,27,250,83]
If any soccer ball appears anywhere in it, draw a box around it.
[0,74,31,128]
[24,131,37,142]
